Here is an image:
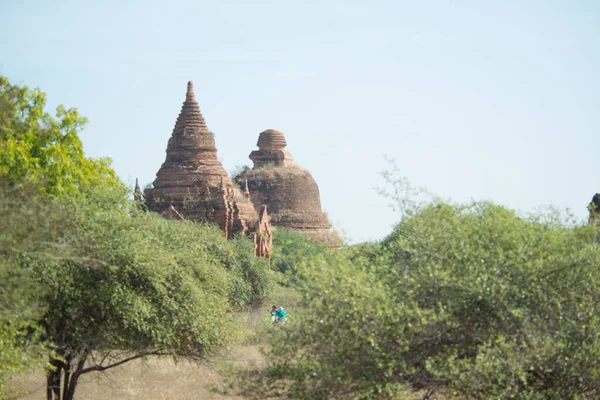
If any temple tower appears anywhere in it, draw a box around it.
[144,81,258,238]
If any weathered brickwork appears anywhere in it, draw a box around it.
[246,129,341,247]
[144,82,259,239]
[143,82,339,251]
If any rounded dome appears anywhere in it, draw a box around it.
[245,166,330,231]
[257,129,287,150]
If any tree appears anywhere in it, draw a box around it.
[30,186,241,399]
[0,76,119,196]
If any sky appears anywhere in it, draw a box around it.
[1,0,598,243]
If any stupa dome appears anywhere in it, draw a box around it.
[245,129,339,246]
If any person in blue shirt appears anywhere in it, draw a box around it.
[275,306,287,323]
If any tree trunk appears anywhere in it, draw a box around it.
[62,355,72,400]
[63,353,87,400]
[46,358,62,400]
[46,353,87,400]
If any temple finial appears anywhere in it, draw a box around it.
[134,177,141,201]
[186,81,195,101]
[219,176,225,192]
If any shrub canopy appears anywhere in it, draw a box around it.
[246,201,600,400]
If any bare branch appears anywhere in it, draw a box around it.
[77,350,171,376]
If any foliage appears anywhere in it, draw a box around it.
[270,228,327,286]
[230,164,251,189]
[9,183,268,399]
[220,236,271,307]
[0,181,63,396]
[0,258,45,395]
[238,195,600,399]
[0,75,121,396]
[0,77,272,399]
[0,76,120,196]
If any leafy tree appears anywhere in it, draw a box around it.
[0,76,119,196]
[30,186,236,399]
[238,196,600,399]
[7,183,267,400]
[0,75,122,396]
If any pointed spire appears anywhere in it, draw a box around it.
[244,179,250,198]
[171,80,208,137]
[133,177,141,201]
[219,176,225,192]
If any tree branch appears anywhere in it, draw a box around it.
[77,350,169,375]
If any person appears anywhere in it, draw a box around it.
[275,306,287,324]
[270,305,278,323]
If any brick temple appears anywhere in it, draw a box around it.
[142,81,338,252]
[143,82,270,255]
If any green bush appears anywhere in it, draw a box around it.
[241,201,600,399]
[270,227,327,286]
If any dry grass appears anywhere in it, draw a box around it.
[7,346,263,400]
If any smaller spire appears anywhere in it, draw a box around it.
[244,179,250,198]
[219,176,225,192]
[134,178,141,202]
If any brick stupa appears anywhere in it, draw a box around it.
[144,81,258,238]
[245,129,340,246]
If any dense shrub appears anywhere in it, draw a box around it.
[240,201,600,400]
[269,228,327,286]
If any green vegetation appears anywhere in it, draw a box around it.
[0,76,119,196]
[0,77,270,400]
[236,200,600,399]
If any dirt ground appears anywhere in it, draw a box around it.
[7,345,263,400]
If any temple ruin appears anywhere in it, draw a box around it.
[143,82,261,241]
[244,129,340,246]
[142,81,337,250]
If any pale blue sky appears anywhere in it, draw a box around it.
[1,0,598,242]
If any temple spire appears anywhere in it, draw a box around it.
[170,80,208,138]
[133,178,141,202]
[244,179,250,198]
